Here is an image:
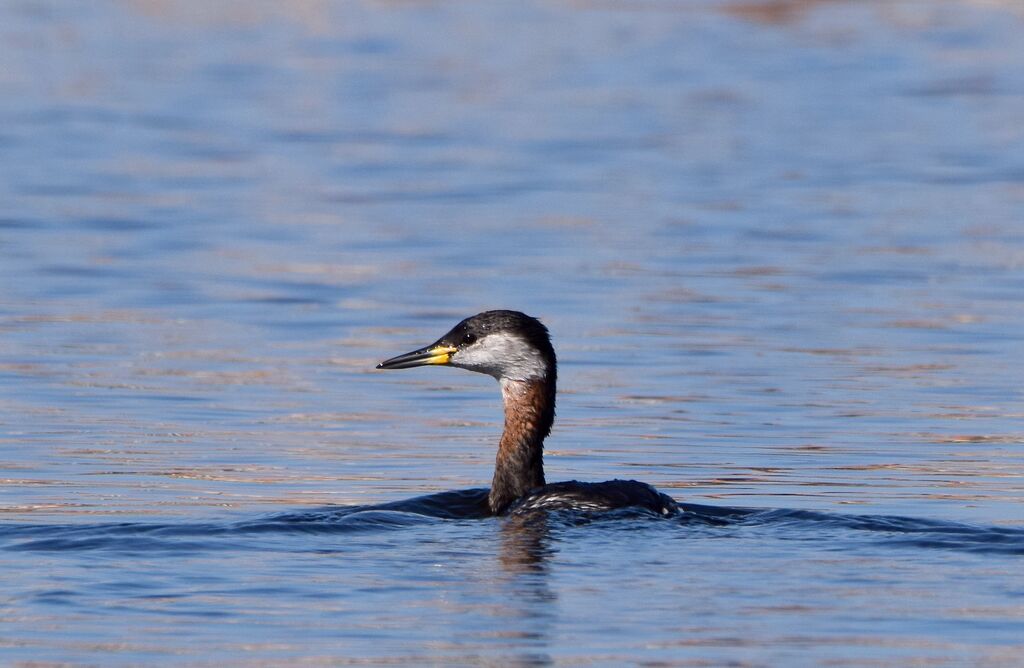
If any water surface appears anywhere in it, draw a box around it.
[2,0,1024,665]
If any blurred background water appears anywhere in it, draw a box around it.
[1,0,1023,665]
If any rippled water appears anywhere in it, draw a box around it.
[2,0,1024,665]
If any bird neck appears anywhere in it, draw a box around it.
[489,374,555,514]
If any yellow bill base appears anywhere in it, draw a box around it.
[425,345,457,364]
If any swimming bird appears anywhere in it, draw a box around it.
[376,310,678,516]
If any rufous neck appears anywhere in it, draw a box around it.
[488,375,555,514]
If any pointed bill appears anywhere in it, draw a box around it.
[376,344,457,370]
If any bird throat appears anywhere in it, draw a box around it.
[489,376,554,514]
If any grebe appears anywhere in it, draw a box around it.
[376,310,678,516]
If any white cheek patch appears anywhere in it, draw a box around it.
[450,332,548,381]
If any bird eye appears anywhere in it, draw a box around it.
[461,333,477,346]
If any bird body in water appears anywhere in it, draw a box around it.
[377,310,678,517]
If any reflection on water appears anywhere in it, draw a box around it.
[2,0,1024,664]
[4,495,1024,664]
[725,0,839,24]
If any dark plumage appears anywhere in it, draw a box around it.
[377,310,678,517]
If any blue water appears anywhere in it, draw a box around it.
[2,0,1024,664]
